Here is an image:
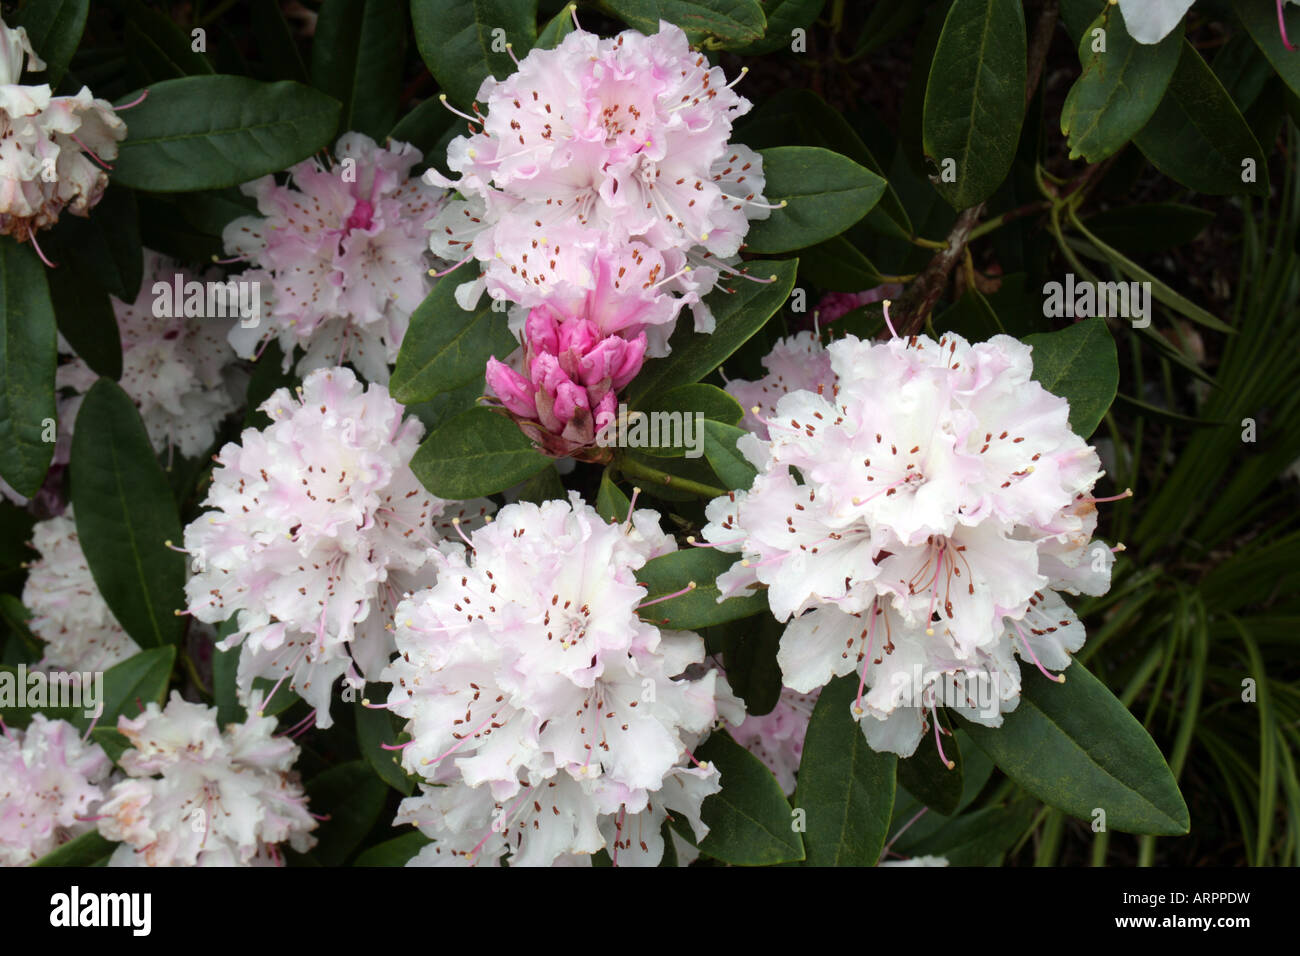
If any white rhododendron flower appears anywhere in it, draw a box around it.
[98,692,317,866]
[0,714,113,866]
[0,17,127,253]
[22,507,140,672]
[223,132,446,383]
[181,366,492,727]
[426,19,774,331]
[57,250,242,460]
[703,323,1120,757]
[384,492,727,866]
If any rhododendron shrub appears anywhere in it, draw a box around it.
[9,0,1299,874]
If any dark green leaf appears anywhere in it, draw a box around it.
[70,380,185,648]
[744,147,887,254]
[630,383,742,458]
[894,800,1035,865]
[353,832,431,866]
[410,406,548,498]
[120,0,214,80]
[0,239,57,498]
[356,683,415,795]
[537,3,578,47]
[600,0,766,46]
[112,76,342,192]
[78,645,177,733]
[702,420,757,489]
[301,761,390,865]
[636,547,768,629]
[411,0,538,107]
[692,730,804,865]
[514,463,567,503]
[1060,6,1181,162]
[48,272,121,381]
[958,663,1190,835]
[390,263,516,404]
[1023,317,1118,439]
[31,830,116,867]
[897,712,963,816]
[794,675,897,865]
[922,0,1027,209]
[1133,40,1269,197]
[46,186,142,302]
[1236,0,1300,101]
[627,259,797,407]
[312,0,405,139]
[731,0,825,55]
[720,614,783,715]
[595,469,631,523]
[13,0,89,86]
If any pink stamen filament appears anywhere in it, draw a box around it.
[1011,618,1064,683]
[1280,0,1297,51]
[931,704,955,769]
[636,581,696,611]
[114,89,150,110]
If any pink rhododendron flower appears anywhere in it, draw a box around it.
[485,304,647,459]
[181,367,493,727]
[383,493,728,867]
[0,714,112,866]
[703,324,1119,757]
[98,692,317,866]
[426,20,772,330]
[57,250,242,460]
[223,132,445,382]
[0,18,126,252]
[22,507,140,672]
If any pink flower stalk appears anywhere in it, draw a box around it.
[486,305,647,459]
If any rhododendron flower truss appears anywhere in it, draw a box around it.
[0,17,126,254]
[223,132,446,383]
[97,692,317,866]
[0,715,112,866]
[382,493,727,866]
[180,367,493,727]
[704,326,1121,758]
[425,19,774,330]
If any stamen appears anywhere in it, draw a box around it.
[636,581,696,611]
[882,299,899,339]
[27,231,57,268]
[1011,619,1065,683]
[428,252,474,278]
[438,93,481,125]
[113,89,150,110]
[1280,0,1297,51]
[931,704,955,769]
